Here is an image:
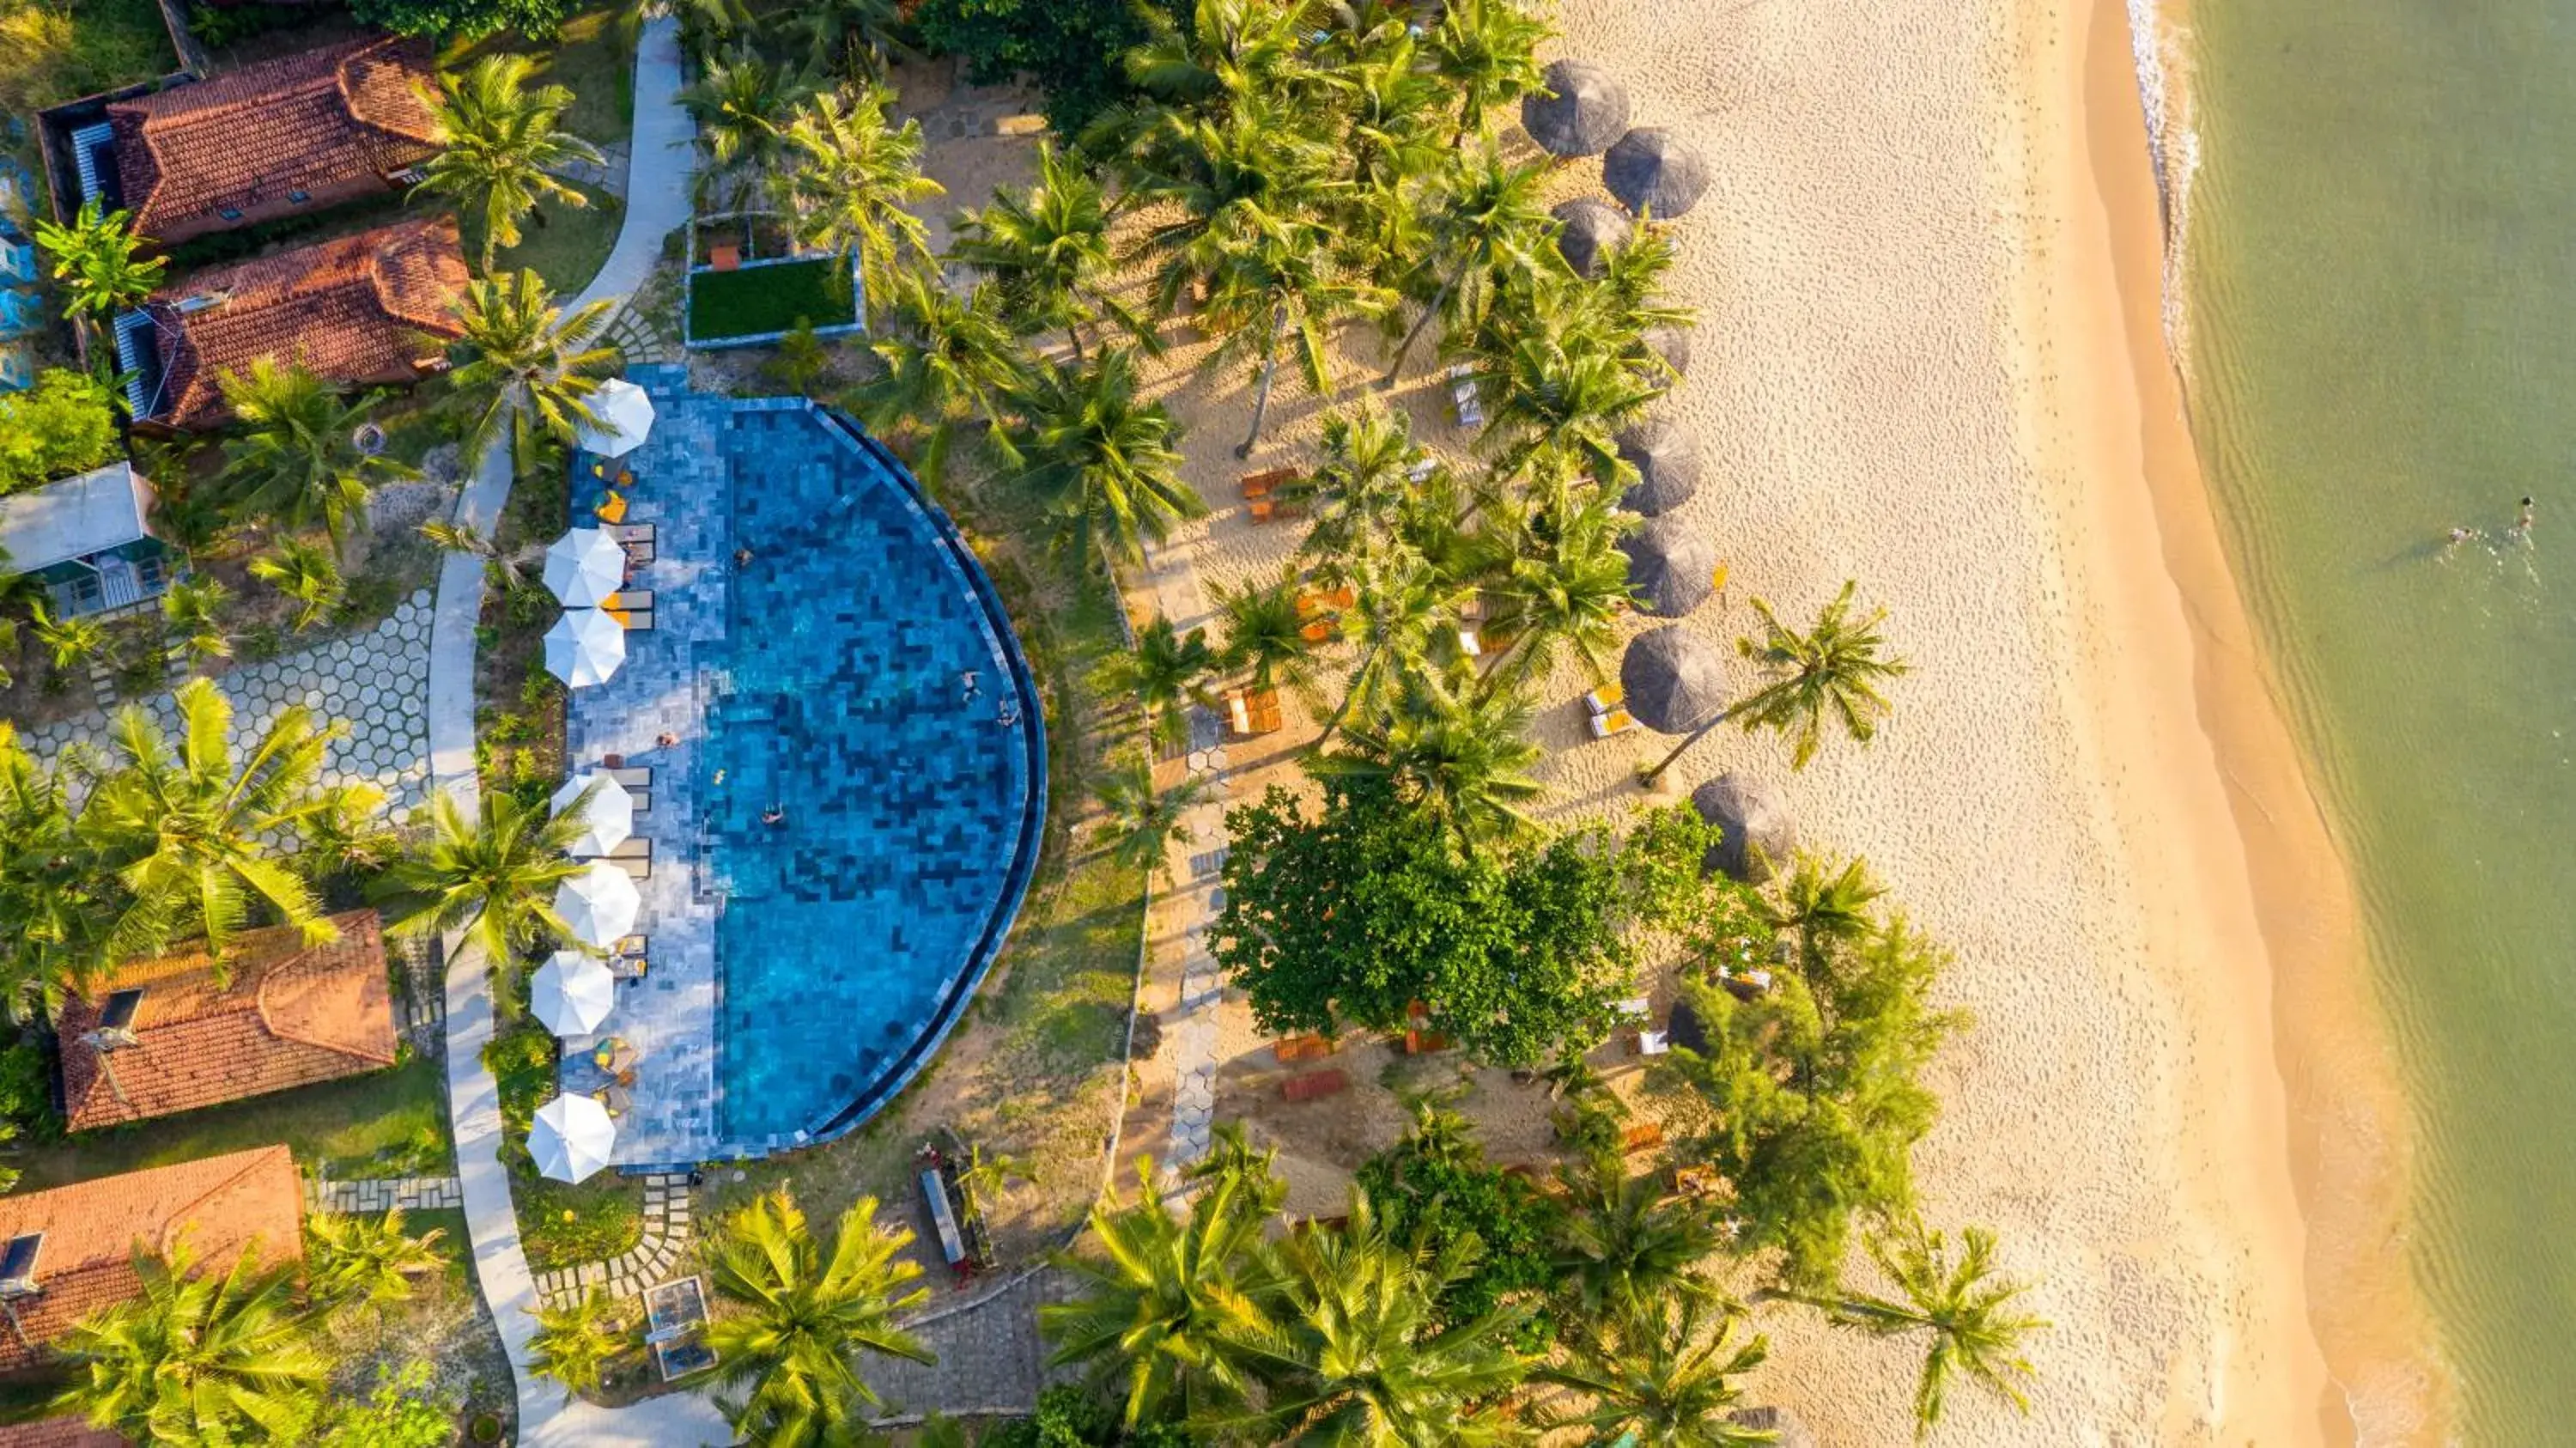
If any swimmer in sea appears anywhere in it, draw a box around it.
[2516,496,2537,537]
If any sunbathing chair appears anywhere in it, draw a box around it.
[609,522,658,566]
[607,837,653,879]
[601,590,653,613]
[1448,364,1485,429]
[1588,707,1637,739]
[1584,682,1625,715]
[1280,1068,1350,1103]
[1299,618,1337,645]
[1272,1034,1336,1065]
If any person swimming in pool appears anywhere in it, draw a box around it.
[962,670,981,701]
[761,805,787,827]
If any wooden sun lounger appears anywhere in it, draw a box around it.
[1225,688,1285,737]
[607,837,653,879]
[1403,1028,1451,1055]
[1620,1121,1666,1155]
[1273,1034,1335,1065]
[1238,466,1298,500]
[1281,1068,1349,1103]
[602,590,654,613]
[1588,708,1637,739]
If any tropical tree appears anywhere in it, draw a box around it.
[1797,1219,2045,1440]
[51,1241,328,1446]
[951,142,1141,359]
[848,273,1027,486]
[1125,0,1315,117]
[1003,350,1205,572]
[1100,614,1219,755]
[1212,571,1319,697]
[417,518,537,593]
[769,85,942,316]
[27,600,110,673]
[81,677,349,966]
[779,0,915,81]
[702,1191,934,1445]
[160,575,231,665]
[1316,549,1465,745]
[1042,1154,1285,1428]
[766,319,832,397]
[1324,21,1447,192]
[1311,669,1543,849]
[1423,0,1550,142]
[1126,99,1340,320]
[1485,500,1632,691]
[526,1288,629,1398]
[1550,1151,1728,1320]
[447,269,620,467]
[1537,1295,1773,1448]
[371,784,591,968]
[1203,223,1386,457]
[304,1208,447,1317]
[0,731,117,1017]
[247,536,346,631]
[1766,851,1885,970]
[1380,148,1557,386]
[1094,759,1211,884]
[1642,581,1908,784]
[415,53,606,271]
[216,362,418,553]
[31,200,164,319]
[1473,313,1660,482]
[679,48,814,206]
[1297,402,1423,575]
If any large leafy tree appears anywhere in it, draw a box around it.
[447,269,621,469]
[372,785,591,968]
[0,368,122,494]
[848,272,1027,486]
[703,1191,934,1445]
[1002,349,1205,571]
[1797,1218,2046,1440]
[769,86,942,316]
[351,0,581,42]
[913,0,1173,137]
[415,53,606,271]
[51,1241,327,1446]
[30,200,163,319]
[1537,1295,1774,1448]
[1642,581,1909,783]
[216,362,419,553]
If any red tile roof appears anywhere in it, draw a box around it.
[58,909,399,1133]
[140,215,467,428]
[0,1147,302,1373]
[107,37,440,246]
[0,1420,127,1448]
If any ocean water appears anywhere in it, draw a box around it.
[2173,1,2576,1437]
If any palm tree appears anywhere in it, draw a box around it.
[1297,402,1423,575]
[848,273,1026,486]
[1326,21,1447,193]
[527,1288,629,1398]
[1423,0,1550,142]
[418,518,538,593]
[246,536,344,632]
[767,319,832,396]
[1312,670,1543,849]
[1203,223,1386,457]
[703,1191,934,1445]
[770,86,942,317]
[371,785,591,969]
[1101,614,1219,755]
[1473,317,1660,482]
[1380,148,1557,386]
[681,48,816,207]
[1485,501,1632,691]
[951,142,1141,359]
[1127,100,1340,320]
[0,733,116,1018]
[1213,571,1318,698]
[216,362,418,553]
[304,1208,447,1317]
[415,53,606,271]
[30,200,164,319]
[80,677,346,967]
[447,269,621,468]
[159,575,230,665]
[1042,1156,1285,1428]
[1551,1152,1728,1321]
[1316,549,1467,746]
[27,600,110,673]
[52,1241,327,1447]
[1537,1295,1773,1448]
[781,0,915,82]
[1003,350,1206,573]
[1642,581,1909,784]
[1766,852,1885,971]
[1095,758,1211,883]
[1801,1218,2045,1439]
[1127,0,1316,116]
[670,0,756,59]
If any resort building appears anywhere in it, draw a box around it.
[0,1146,303,1372]
[65,37,440,246]
[0,1419,126,1447]
[0,462,176,620]
[57,909,399,1134]
[112,215,468,429]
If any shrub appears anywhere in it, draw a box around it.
[0,370,121,495]
[1357,1118,1561,1350]
[913,0,1185,138]
[0,1041,58,1143]
[346,0,580,40]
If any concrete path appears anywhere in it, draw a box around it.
[568,15,696,322]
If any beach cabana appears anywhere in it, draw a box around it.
[542,527,627,609]
[574,379,657,458]
[1618,516,1719,617]
[1620,625,1730,735]
[530,951,618,1037]
[1691,773,1796,884]
[544,607,627,688]
[549,770,635,857]
[1615,417,1704,516]
[1523,59,1631,159]
[1605,127,1712,219]
[555,861,641,948]
[531,1092,617,1183]
[1552,198,1631,279]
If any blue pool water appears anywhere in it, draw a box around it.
[701,405,1043,1146]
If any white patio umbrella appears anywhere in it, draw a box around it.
[543,527,627,608]
[554,861,641,948]
[544,607,627,688]
[549,770,635,857]
[529,950,618,1037]
[531,1092,618,1183]
[574,379,657,458]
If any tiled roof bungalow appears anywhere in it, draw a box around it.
[59,37,440,247]
[0,1147,302,1373]
[112,215,468,429]
[57,909,399,1134]
[0,1419,128,1447]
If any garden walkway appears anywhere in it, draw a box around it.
[428,17,730,1446]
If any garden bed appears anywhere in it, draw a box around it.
[685,257,861,347]
[11,1055,454,1191]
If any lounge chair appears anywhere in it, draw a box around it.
[601,589,654,613]
[1224,687,1285,737]
[1634,1028,1670,1057]
[606,765,653,790]
[1238,467,1297,500]
[1403,1027,1451,1055]
[611,523,657,566]
[1613,995,1651,1021]
[1273,1033,1335,1064]
[608,837,652,879]
[1588,708,1637,739]
[1456,628,1482,658]
[1670,1164,1719,1199]
[1448,364,1485,429]
[606,605,656,632]
[1281,1068,1349,1103]
[1299,618,1337,645]
[1584,682,1625,715]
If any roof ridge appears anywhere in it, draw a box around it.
[335,39,443,147]
[252,927,396,1068]
[153,1145,292,1263]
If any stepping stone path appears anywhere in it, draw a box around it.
[307,1176,465,1214]
[867,1269,1057,1419]
[531,1173,696,1308]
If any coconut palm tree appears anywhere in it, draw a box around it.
[30,200,164,319]
[1095,758,1211,883]
[848,272,1027,486]
[1127,100,1340,320]
[1102,614,1220,755]
[1312,669,1543,849]
[418,518,542,593]
[1423,0,1550,142]
[770,86,942,317]
[80,677,347,967]
[1766,852,1885,972]
[371,785,592,968]
[1801,1218,2045,1439]
[216,362,419,554]
[1485,501,1632,691]
[680,48,814,207]
[1316,549,1467,746]
[1126,0,1317,117]
[780,0,915,82]
[415,53,607,271]
[527,1288,629,1398]
[26,600,110,674]
[951,142,1143,360]
[1297,402,1424,575]
[703,1191,934,1445]
[447,269,621,468]
[1202,223,1388,457]
[1550,1152,1729,1321]
[0,733,116,1018]
[304,1208,447,1317]
[1213,571,1319,698]
[1002,350,1205,572]
[159,575,230,665]
[1473,316,1660,482]
[1536,1294,1773,1448]
[1379,147,1557,386]
[671,0,756,59]
[51,1240,328,1447]
[1043,1155,1285,1429]
[1642,581,1909,784]
[246,536,345,632]
[1326,21,1448,193]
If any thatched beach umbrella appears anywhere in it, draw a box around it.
[1615,417,1703,516]
[1691,773,1796,883]
[1641,321,1692,380]
[1620,625,1730,735]
[1618,516,1718,618]
[1522,59,1631,159]
[1726,1409,1817,1448]
[1551,198,1631,279]
[1605,127,1712,219]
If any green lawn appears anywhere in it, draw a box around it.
[485,1015,643,1272]
[688,258,859,342]
[12,1056,453,1192]
[444,6,637,152]
[478,181,624,298]
[0,0,174,118]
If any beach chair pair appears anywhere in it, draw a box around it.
[602,590,656,631]
[1584,681,1637,739]
[611,521,657,567]
[607,934,650,980]
[1448,364,1485,429]
[606,837,653,880]
[1241,467,1303,525]
[1224,687,1284,737]
[605,764,653,812]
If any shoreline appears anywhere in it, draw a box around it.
[2053,0,2452,1438]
